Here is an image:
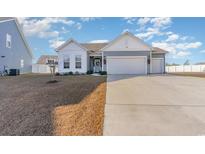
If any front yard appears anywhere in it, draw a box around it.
[0,74,106,135]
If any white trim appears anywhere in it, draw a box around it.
[150,51,152,74]
[102,52,104,71]
[0,18,15,23]
[6,33,12,48]
[106,56,147,74]
[100,32,152,51]
[55,39,88,51]
[152,52,167,54]
[14,18,33,58]
[152,58,164,60]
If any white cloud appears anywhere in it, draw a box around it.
[89,40,109,43]
[18,17,76,38]
[152,41,202,58]
[135,18,172,40]
[136,27,161,40]
[137,17,151,26]
[123,17,137,24]
[152,42,177,54]
[180,36,188,41]
[200,50,205,53]
[175,42,202,50]
[166,34,179,42]
[75,22,82,30]
[80,17,99,22]
[150,17,172,28]
[176,51,191,57]
[61,26,69,34]
[122,29,130,33]
[49,37,65,49]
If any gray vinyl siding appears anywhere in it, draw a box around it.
[152,53,165,58]
[103,51,150,56]
[103,51,151,73]
[0,20,32,74]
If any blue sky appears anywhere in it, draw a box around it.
[18,17,205,64]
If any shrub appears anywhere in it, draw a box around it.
[86,70,93,74]
[68,71,73,75]
[75,71,79,75]
[100,71,107,75]
[55,72,60,76]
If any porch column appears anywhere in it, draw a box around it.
[102,52,104,71]
[150,50,152,74]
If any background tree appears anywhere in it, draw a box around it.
[47,60,58,83]
[184,59,190,65]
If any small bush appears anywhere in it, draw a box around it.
[86,70,93,74]
[75,71,79,75]
[55,72,60,76]
[68,71,73,75]
[63,72,69,76]
[100,71,107,75]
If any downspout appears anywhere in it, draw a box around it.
[102,52,104,71]
[150,49,152,74]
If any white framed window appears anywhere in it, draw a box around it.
[6,33,12,48]
[20,59,24,68]
[64,56,70,69]
[47,59,55,64]
[75,55,81,69]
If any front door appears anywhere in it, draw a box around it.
[94,59,101,73]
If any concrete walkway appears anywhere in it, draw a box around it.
[103,75,205,135]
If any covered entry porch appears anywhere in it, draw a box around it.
[89,55,105,73]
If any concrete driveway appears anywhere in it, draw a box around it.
[103,75,205,135]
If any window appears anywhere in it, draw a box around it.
[75,55,81,69]
[64,56,70,69]
[20,59,24,68]
[6,33,12,48]
[47,59,55,65]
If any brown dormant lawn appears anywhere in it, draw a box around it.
[169,72,205,78]
[0,74,106,136]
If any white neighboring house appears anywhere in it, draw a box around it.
[32,55,58,73]
[0,17,33,74]
[56,32,168,75]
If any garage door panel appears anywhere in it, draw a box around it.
[107,56,147,75]
[152,59,164,74]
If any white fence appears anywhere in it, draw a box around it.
[166,65,205,73]
[32,64,58,74]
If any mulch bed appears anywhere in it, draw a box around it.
[0,74,106,136]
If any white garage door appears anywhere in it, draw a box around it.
[152,58,164,74]
[107,56,147,75]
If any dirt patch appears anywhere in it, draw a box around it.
[53,83,106,136]
[0,74,106,135]
[169,72,205,78]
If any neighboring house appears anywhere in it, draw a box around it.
[37,55,58,65]
[0,17,33,74]
[32,55,58,74]
[56,32,168,75]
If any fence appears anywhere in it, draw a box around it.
[166,65,205,73]
[32,64,58,74]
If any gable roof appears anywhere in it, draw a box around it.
[152,47,168,53]
[100,31,152,51]
[37,55,58,64]
[0,17,33,58]
[81,43,108,52]
[55,32,168,54]
[55,38,88,51]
